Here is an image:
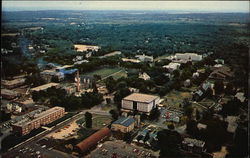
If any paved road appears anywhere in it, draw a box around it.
[2,112,84,157]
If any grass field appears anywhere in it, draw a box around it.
[83,67,127,80]
[163,90,193,109]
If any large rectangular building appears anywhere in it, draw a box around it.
[175,53,202,61]
[111,117,135,133]
[12,106,65,135]
[122,93,160,113]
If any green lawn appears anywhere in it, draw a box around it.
[163,90,193,109]
[83,67,127,80]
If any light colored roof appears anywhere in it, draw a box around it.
[31,83,59,92]
[183,138,205,147]
[1,78,26,86]
[13,106,64,126]
[123,93,159,103]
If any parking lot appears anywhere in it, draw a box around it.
[87,140,158,158]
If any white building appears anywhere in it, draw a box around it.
[163,62,181,72]
[175,53,202,61]
[135,54,154,62]
[139,72,151,80]
[122,93,160,113]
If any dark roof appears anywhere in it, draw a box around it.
[76,127,111,152]
[112,117,135,127]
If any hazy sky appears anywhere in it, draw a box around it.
[2,1,249,12]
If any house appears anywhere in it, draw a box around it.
[175,53,202,61]
[76,127,111,153]
[209,66,233,80]
[163,62,180,72]
[214,59,225,64]
[197,123,207,130]
[111,117,135,133]
[122,93,160,113]
[182,138,206,153]
[184,79,191,87]
[225,116,238,133]
[135,54,154,62]
[192,72,199,79]
[1,78,26,89]
[139,72,151,80]
[193,82,212,101]
[235,92,246,103]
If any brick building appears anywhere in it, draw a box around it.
[12,106,65,135]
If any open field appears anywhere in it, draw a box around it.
[84,67,127,80]
[74,44,99,52]
[163,90,193,109]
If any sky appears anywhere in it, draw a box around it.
[2,1,249,13]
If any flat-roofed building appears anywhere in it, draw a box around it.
[1,89,20,100]
[163,62,181,72]
[135,54,154,62]
[175,53,202,61]
[111,117,135,133]
[30,83,59,92]
[1,78,26,89]
[12,106,65,135]
[122,93,160,113]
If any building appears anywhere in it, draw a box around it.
[111,117,135,133]
[122,93,160,113]
[76,127,111,153]
[193,82,212,101]
[1,78,26,89]
[182,138,206,153]
[12,107,65,135]
[122,58,141,63]
[40,70,64,82]
[209,66,233,80]
[184,79,191,87]
[30,83,59,92]
[135,54,154,62]
[99,51,122,58]
[214,59,225,64]
[1,89,20,100]
[163,62,181,72]
[74,44,100,52]
[175,53,202,61]
[139,72,151,80]
[225,116,238,133]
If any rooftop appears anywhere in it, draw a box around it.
[1,89,19,96]
[112,117,135,127]
[123,93,159,103]
[13,106,64,127]
[183,138,205,147]
[30,83,59,92]
[1,78,26,86]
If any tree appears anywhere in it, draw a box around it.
[85,112,92,128]
[224,82,235,95]
[157,129,182,157]
[114,88,131,108]
[109,109,119,120]
[221,97,241,116]
[186,120,199,136]
[149,107,161,121]
[214,80,224,95]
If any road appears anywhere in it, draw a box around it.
[2,112,84,157]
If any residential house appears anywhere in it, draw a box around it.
[209,66,233,80]
[139,72,151,80]
[135,54,154,62]
[163,62,181,72]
